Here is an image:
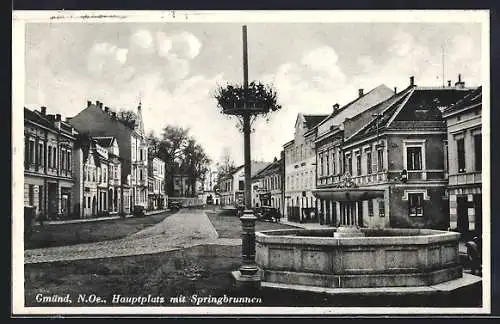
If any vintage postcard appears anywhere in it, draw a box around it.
[12,10,491,316]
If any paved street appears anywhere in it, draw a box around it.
[24,209,241,264]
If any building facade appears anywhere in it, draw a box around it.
[251,156,284,215]
[94,137,122,214]
[313,76,474,230]
[24,107,77,220]
[148,156,166,210]
[219,161,270,208]
[442,85,482,239]
[68,100,148,213]
[283,114,328,223]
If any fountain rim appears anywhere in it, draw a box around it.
[255,228,461,246]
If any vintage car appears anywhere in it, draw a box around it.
[255,206,281,222]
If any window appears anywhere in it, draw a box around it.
[408,193,424,217]
[332,152,336,175]
[356,153,361,176]
[61,148,66,171]
[140,169,143,182]
[48,146,52,168]
[140,149,143,161]
[93,169,96,182]
[444,140,448,172]
[326,152,330,175]
[368,200,374,217]
[29,140,35,164]
[53,147,57,168]
[378,200,385,217]
[320,154,324,176]
[474,134,482,171]
[346,155,353,175]
[366,151,372,174]
[38,142,44,166]
[457,138,466,173]
[406,147,422,170]
[87,196,90,208]
[67,151,71,171]
[377,149,383,172]
[238,180,244,191]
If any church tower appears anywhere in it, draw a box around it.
[134,100,145,138]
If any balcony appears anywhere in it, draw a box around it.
[449,171,482,187]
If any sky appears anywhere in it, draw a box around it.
[23,19,483,167]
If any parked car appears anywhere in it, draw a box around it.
[257,206,281,223]
[133,205,145,218]
[168,201,183,210]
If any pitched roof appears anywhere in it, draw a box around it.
[252,158,282,180]
[93,136,115,148]
[24,108,57,130]
[442,86,482,117]
[346,87,474,143]
[303,114,329,130]
[315,84,395,138]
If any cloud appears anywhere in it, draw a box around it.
[130,29,154,52]
[87,42,128,75]
[168,31,202,60]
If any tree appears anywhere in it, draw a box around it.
[216,147,236,184]
[182,138,212,196]
[117,109,137,129]
[146,125,210,197]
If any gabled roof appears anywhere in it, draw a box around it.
[345,86,474,144]
[252,158,282,180]
[314,84,395,139]
[24,108,57,130]
[303,114,329,130]
[442,86,482,117]
[93,136,115,148]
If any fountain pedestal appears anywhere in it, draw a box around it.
[334,226,365,238]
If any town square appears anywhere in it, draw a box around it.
[13,10,489,315]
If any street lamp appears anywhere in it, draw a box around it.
[213,26,282,291]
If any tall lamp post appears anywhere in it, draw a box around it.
[214,26,282,290]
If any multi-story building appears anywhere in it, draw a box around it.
[251,155,285,215]
[68,100,148,212]
[72,135,99,218]
[94,136,122,214]
[313,84,395,225]
[283,113,329,223]
[442,84,482,239]
[219,161,270,208]
[313,76,474,229]
[24,107,77,220]
[148,156,166,210]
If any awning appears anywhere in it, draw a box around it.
[312,187,384,202]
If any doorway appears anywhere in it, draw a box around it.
[456,196,469,239]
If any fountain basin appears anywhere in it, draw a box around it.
[255,228,462,289]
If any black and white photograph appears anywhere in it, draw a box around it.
[12,10,491,316]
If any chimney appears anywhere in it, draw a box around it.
[99,102,103,110]
[410,76,415,86]
[40,106,47,116]
[332,103,340,112]
[87,100,92,107]
[358,89,364,97]
[394,87,397,94]
[56,114,61,121]
[104,106,110,113]
[447,80,452,87]
[455,73,465,88]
